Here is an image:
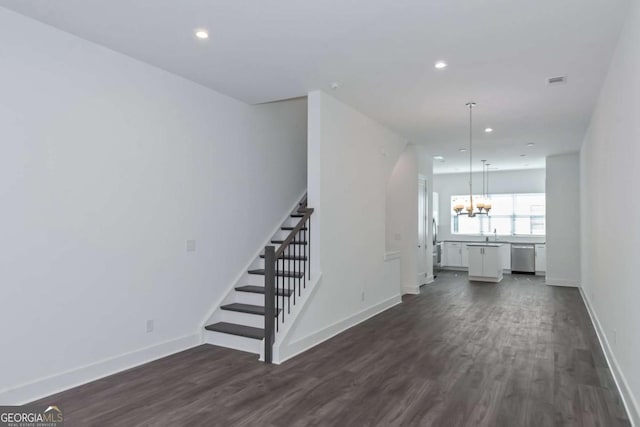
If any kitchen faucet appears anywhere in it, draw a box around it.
[485,229,498,242]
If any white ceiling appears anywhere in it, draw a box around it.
[0,0,630,174]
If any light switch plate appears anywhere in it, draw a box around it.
[186,240,196,252]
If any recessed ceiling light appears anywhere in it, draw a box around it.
[520,154,527,157]
[434,61,447,69]
[331,82,340,90]
[194,29,209,39]
[527,142,535,147]
[433,156,445,161]
[459,148,467,152]
[484,128,493,133]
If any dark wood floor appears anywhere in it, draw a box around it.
[33,272,630,426]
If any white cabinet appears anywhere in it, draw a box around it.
[461,245,469,267]
[535,244,546,274]
[500,243,511,271]
[443,242,468,267]
[467,244,504,283]
[444,242,462,267]
[467,246,484,276]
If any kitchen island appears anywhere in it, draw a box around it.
[466,243,504,283]
[440,241,546,276]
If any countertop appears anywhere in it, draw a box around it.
[440,240,546,245]
[466,243,504,247]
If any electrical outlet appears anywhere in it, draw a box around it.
[361,291,365,301]
[394,233,402,241]
[186,240,196,252]
[146,320,154,333]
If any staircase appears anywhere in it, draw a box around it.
[203,195,313,360]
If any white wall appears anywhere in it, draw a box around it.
[580,0,640,423]
[386,144,419,294]
[285,90,406,354]
[0,8,307,403]
[433,168,546,242]
[545,153,580,286]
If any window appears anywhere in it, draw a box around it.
[451,193,545,236]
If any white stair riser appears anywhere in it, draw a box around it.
[273,229,308,241]
[203,330,262,355]
[220,309,265,329]
[282,217,307,228]
[246,274,265,286]
[250,259,309,273]
[246,273,305,287]
[275,260,308,273]
[272,230,289,241]
[251,259,265,270]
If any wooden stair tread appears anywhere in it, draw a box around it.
[204,322,264,340]
[260,254,307,261]
[221,303,280,316]
[248,269,304,278]
[235,285,293,297]
[271,240,307,245]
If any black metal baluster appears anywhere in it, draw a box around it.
[279,256,283,324]
[298,229,302,296]
[275,256,278,326]
[291,242,296,306]
[292,234,296,301]
[287,244,291,314]
[308,217,311,281]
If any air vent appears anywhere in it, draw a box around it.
[547,75,567,86]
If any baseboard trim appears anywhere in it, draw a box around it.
[579,288,639,426]
[545,278,580,287]
[425,274,435,284]
[0,333,201,405]
[402,285,420,295]
[441,266,467,272]
[274,295,402,364]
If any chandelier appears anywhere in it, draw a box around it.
[453,102,491,217]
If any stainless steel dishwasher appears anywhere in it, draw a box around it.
[511,244,535,273]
